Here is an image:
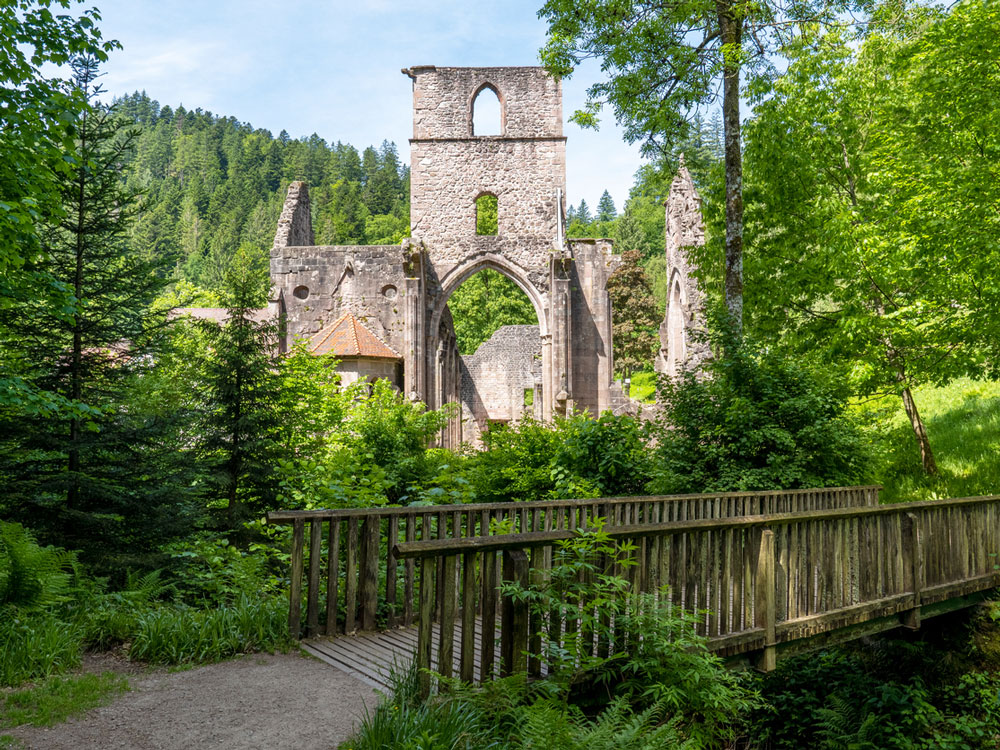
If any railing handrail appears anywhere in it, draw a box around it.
[392,494,1000,559]
[266,484,882,523]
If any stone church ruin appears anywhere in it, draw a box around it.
[264,66,708,446]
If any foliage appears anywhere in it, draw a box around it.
[606,249,659,379]
[551,412,652,497]
[742,3,1000,473]
[467,418,564,503]
[0,523,78,611]
[0,56,193,574]
[163,535,283,608]
[0,615,82,689]
[112,94,410,290]
[447,269,537,355]
[854,378,1000,503]
[0,672,128,730]
[0,0,118,416]
[126,595,288,665]
[465,412,651,503]
[753,611,1000,750]
[276,379,453,508]
[538,0,865,330]
[475,193,498,235]
[650,326,870,493]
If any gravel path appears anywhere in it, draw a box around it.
[6,651,378,750]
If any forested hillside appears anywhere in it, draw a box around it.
[114,92,410,292]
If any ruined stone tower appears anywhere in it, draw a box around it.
[656,156,710,378]
[270,65,629,447]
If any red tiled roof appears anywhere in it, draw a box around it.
[308,313,400,359]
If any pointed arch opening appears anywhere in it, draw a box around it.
[443,262,542,444]
[470,84,503,136]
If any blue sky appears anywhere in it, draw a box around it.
[91,0,646,211]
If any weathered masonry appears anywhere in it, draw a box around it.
[270,66,666,446]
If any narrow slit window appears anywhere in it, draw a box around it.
[472,86,501,135]
[476,194,498,235]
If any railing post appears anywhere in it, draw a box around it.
[480,550,498,682]
[417,556,436,698]
[901,512,922,630]
[306,520,322,636]
[360,516,380,631]
[288,519,305,639]
[500,549,529,676]
[754,528,776,672]
[460,550,477,683]
[438,554,458,683]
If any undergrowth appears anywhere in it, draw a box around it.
[0,521,291,688]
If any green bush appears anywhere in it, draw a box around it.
[650,332,870,493]
[551,412,652,497]
[467,417,563,503]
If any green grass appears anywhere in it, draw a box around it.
[628,370,658,404]
[0,672,128,731]
[853,377,1000,503]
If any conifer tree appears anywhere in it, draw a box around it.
[596,190,617,221]
[198,246,283,531]
[0,56,192,571]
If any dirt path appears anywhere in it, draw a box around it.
[6,651,378,750]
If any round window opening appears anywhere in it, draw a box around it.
[293,285,309,300]
[381,284,398,299]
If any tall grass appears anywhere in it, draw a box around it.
[0,615,82,688]
[128,596,288,664]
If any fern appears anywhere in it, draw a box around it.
[0,522,79,611]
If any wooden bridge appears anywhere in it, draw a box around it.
[267,486,1000,694]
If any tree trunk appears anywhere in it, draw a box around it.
[901,385,938,476]
[718,1,744,334]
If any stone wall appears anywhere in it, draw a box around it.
[656,159,710,377]
[272,181,314,249]
[460,324,542,444]
[270,243,408,354]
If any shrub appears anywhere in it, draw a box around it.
[551,412,652,497]
[650,332,870,493]
[467,417,563,503]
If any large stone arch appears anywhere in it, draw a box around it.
[424,252,553,431]
[429,253,548,341]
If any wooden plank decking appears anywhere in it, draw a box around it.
[302,619,502,691]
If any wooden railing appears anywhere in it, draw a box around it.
[393,495,1000,696]
[266,486,879,639]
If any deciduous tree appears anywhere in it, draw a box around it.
[539,0,864,333]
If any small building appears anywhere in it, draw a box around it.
[308,313,403,388]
